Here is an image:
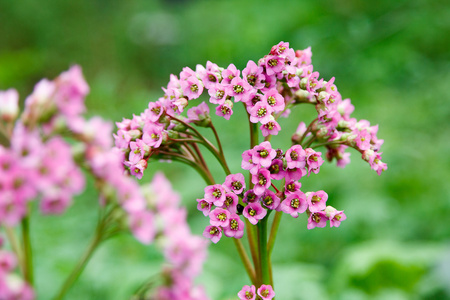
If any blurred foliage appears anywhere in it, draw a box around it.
[1,0,449,299]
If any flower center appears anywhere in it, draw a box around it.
[268,59,278,67]
[208,74,217,82]
[247,75,256,85]
[290,150,298,161]
[267,96,276,106]
[264,196,273,206]
[232,181,242,191]
[209,227,219,235]
[287,183,296,192]
[212,189,222,199]
[311,195,321,203]
[290,198,300,209]
[190,84,198,92]
[258,174,267,186]
[233,85,244,94]
[218,213,227,221]
[230,219,238,230]
[216,90,225,99]
[151,107,161,115]
[259,149,269,158]
[224,196,233,207]
[248,208,256,216]
[151,133,159,140]
[257,107,267,117]
[312,213,321,223]
[221,106,230,115]
[269,164,279,174]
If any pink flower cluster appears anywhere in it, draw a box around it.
[0,67,157,244]
[199,173,246,243]
[144,173,209,300]
[238,284,275,300]
[0,238,34,300]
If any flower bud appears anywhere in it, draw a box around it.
[0,89,19,122]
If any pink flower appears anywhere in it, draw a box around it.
[186,101,211,126]
[263,55,285,76]
[260,119,281,137]
[241,149,258,174]
[243,189,260,204]
[204,184,226,206]
[252,141,276,168]
[280,191,307,218]
[209,208,231,227]
[260,189,280,211]
[284,180,302,194]
[221,192,239,214]
[181,75,204,100]
[305,148,324,176]
[142,123,164,148]
[54,65,89,117]
[307,211,328,229]
[238,285,256,300]
[263,89,285,112]
[243,202,266,225]
[215,100,234,120]
[221,63,240,86]
[146,101,164,122]
[251,168,271,195]
[203,225,222,243]
[223,173,246,194]
[284,166,306,182]
[257,284,275,300]
[40,189,72,215]
[129,210,156,244]
[306,190,328,213]
[325,206,347,227]
[208,84,227,104]
[285,145,306,169]
[197,198,212,217]
[268,159,285,180]
[242,60,265,89]
[249,101,273,124]
[223,214,245,239]
[226,77,252,102]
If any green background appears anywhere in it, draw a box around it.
[1,0,449,299]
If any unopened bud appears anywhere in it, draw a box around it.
[0,89,19,122]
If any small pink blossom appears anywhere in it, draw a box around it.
[209,208,231,227]
[325,206,347,227]
[221,192,238,214]
[129,210,156,244]
[181,75,204,100]
[215,100,234,120]
[226,77,252,102]
[252,141,276,169]
[280,191,307,218]
[307,211,328,229]
[249,101,273,124]
[221,64,240,85]
[243,202,266,225]
[238,285,256,300]
[306,190,328,213]
[285,145,306,169]
[223,214,245,239]
[204,184,226,206]
[203,225,222,244]
[260,119,281,137]
[223,173,246,194]
[257,284,275,300]
[197,198,212,217]
[251,168,271,196]
[260,189,280,211]
[243,189,259,204]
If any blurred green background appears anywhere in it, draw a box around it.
[1,0,449,299]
